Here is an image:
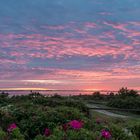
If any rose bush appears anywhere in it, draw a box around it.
[0,93,139,140]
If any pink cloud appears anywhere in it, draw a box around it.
[0,21,140,90]
[104,21,140,43]
[84,22,97,28]
[0,30,138,60]
[0,66,140,90]
[103,21,128,32]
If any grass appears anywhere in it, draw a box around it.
[91,110,140,128]
[86,101,140,119]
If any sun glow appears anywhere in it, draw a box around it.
[0,88,49,91]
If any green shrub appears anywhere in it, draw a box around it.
[109,124,130,140]
[0,93,140,140]
[34,135,47,140]
[107,97,140,110]
[47,127,65,140]
[131,123,140,139]
[66,128,98,140]
[0,128,6,140]
[10,128,25,140]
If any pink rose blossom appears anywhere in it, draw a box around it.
[7,123,17,132]
[44,128,51,137]
[69,120,83,130]
[101,129,111,139]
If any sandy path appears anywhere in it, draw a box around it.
[87,104,129,118]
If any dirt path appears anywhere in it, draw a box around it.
[87,104,129,118]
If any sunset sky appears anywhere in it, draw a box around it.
[0,0,140,90]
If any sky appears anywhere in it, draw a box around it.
[0,0,140,91]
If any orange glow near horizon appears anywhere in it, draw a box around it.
[0,87,140,91]
[0,88,49,91]
[0,87,104,91]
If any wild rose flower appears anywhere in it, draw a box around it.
[101,129,111,139]
[44,128,51,137]
[7,123,17,132]
[69,120,83,130]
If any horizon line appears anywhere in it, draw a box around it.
[0,88,140,92]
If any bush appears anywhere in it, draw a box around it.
[107,97,140,110]
[131,123,140,139]
[109,124,130,140]
[34,135,48,140]
[118,88,139,98]
[66,128,98,140]
[0,104,87,139]
[0,128,6,140]
[10,128,25,140]
[0,92,139,140]
[107,88,140,112]
[46,127,65,140]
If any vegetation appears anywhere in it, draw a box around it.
[73,87,140,112]
[107,88,140,111]
[0,89,140,140]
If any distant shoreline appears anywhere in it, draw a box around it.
[0,89,140,92]
[0,89,140,96]
[0,89,119,92]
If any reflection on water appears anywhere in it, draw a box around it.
[0,90,119,96]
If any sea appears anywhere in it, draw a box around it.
[0,90,119,96]
[0,90,139,96]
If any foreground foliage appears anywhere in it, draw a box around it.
[0,92,140,140]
